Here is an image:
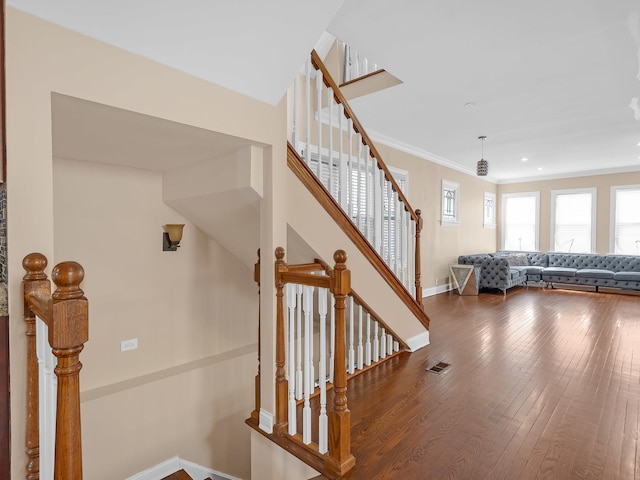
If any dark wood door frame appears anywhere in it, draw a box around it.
[0,0,10,478]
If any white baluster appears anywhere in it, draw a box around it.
[357,303,364,370]
[388,330,393,356]
[396,193,402,278]
[365,312,372,366]
[394,340,400,353]
[386,180,392,265]
[339,105,348,210]
[348,296,355,374]
[295,284,303,400]
[318,287,328,454]
[381,327,387,358]
[328,92,334,199]
[305,58,311,165]
[356,136,362,230]
[375,166,383,255]
[302,285,314,444]
[373,321,380,362]
[37,317,56,480]
[365,145,371,242]
[316,70,323,179]
[286,284,297,434]
[292,74,297,148]
[348,118,354,216]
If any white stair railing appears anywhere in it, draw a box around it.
[342,42,382,83]
[37,317,57,480]
[289,51,423,304]
[284,270,402,452]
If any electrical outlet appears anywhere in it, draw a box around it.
[120,338,138,352]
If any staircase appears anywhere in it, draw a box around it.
[160,470,195,480]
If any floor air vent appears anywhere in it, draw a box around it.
[426,361,450,374]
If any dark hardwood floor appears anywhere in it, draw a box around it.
[344,286,640,479]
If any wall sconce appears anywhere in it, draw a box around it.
[163,224,185,251]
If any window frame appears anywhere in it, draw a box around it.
[610,184,640,255]
[483,191,496,229]
[550,187,596,253]
[501,191,540,251]
[441,179,460,226]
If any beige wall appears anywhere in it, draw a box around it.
[6,9,288,479]
[374,143,498,289]
[498,172,640,254]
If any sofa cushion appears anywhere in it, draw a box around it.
[526,265,545,275]
[613,271,640,281]
[543,267,578,277]
[576,269,614,279]
[509,266,527,279]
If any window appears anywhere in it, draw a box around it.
[483,192,496,228]
[551,188,596,253]
[441,180,459,225]
[502,192,540,251]
[611,185,640,254]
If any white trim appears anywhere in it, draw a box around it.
[501,191,540,251]
[367,129,499,183]
[550,187,597,253]
[610,184,640,254]
[422,283,452,298]
[498,165,640,185]
[406,331,430,352]
[441,179,460,226]
[368,129,640,186]
[483,191,496,229]
[127,456,242,480]
[259,408,274,434]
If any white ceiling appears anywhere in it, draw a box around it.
[12,0,640,182]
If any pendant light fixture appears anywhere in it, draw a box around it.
[477,135,488,176]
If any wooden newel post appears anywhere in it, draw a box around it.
[327,250,356,475]
[414,209,423,306]
[274,247,288,433]
[23,253,50,480]
[251,249,261,422]
[50,261,88,480]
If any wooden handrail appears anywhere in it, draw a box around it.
[23,253,88,480]
[273,248,355,478]
[310,50,417,223]
[288,144,430,328]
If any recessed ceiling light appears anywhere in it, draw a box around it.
[521,157,528,162]
[637,142,640,146]
[538,167,543,171]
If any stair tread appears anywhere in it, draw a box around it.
[159,469,194,480]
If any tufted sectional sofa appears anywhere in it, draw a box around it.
[457,253,527,295]
[542,253,640,291]
[457,251,640,295]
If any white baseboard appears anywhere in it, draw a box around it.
[422,283,452,298]
[406,331,430,352]
[259,408,274,434]
[127,456,241,480]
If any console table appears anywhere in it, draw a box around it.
[449,264,481,296]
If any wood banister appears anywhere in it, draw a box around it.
[251,249,261,423]
[22,253,88,480]
[310,49,417,223]
[288,144,430,328]
[23,253,49,480]
[415,209,423,305]
[274,247,288,433]
[327,250,355,475]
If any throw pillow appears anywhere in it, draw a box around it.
[503,253,529,266]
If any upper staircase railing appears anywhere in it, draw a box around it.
[23,253,89,480]
[341,42,383,85]
[289,50,423,311]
